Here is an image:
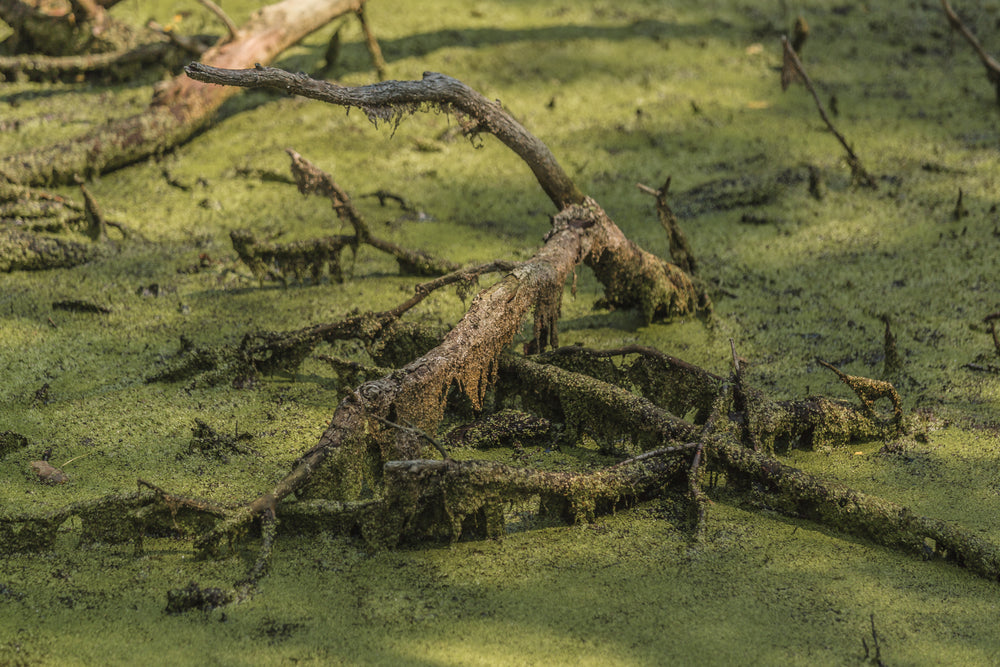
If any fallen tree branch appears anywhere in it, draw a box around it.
[637,177,697,275]
[184,65,585,210]
[0,37,191,82]
[183,67,702,321]
[0,0,124,57]
[286,149,459,276]
[0,0,370,186]
[715,436,1000,580]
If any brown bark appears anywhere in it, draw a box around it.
[0,0,368,186]
[151,68,704,529]
[184,65,585,210]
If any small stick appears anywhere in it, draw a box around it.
[236,506,277,596]
[984,312,1000,357]
[637,176,696,274]
[355,5,387,81]
[372,415,451,460]
[611,442,699,467]
[780,36,877,188]
[197,0,239,44]
[688,439,709,538]
[59,451,94,468]
[941,0,1000,105]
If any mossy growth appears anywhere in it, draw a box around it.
[3,0,1000,663]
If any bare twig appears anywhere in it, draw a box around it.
[984,312,1000,358]
[817,359,902,432]
[286,149,459,276]
[197,0,238,43]
[941,0,1000,105]
[780,36,877,188]
[373,415,450,459]
[236,507,277,597]
[354,4,387,80]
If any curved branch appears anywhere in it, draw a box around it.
[183,64,586,209]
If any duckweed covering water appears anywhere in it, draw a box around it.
[3,0,1000,664]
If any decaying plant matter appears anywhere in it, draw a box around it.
[5,66,1000,609]
[0,182,131,271]
[1,0,381,273]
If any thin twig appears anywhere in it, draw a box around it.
[984,312,1000,358]
[372,415,450,459]
[941,0,1000,105]
[355,5,387,80]
[611,442,699,467]
[780,36,877,188]
[236,507,277,597]
[197,0,239,43]
[637,176,696,274]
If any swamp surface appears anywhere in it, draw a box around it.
[2,0,1000,664]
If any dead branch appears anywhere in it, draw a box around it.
[533,345,723,424]
[0,0,122,56]
[445,409,552,450]
[0,38,188,82]
[0,0,369,186]
[371,453,691,545]
[230,229,355,285]
[985,312,1000,358]
[286,149,459,276]
[780,36,877,188]
[354,4,387,80]
[1,181,134,271]
[941,0,1000,105]
[497,353,700,454]
[183,65,586,210]
[0,229,107,272]
[714,437,1000,580]
[183,68,701,321]
[197,0,238,44]
[145,261,514,387]
[817,359,903,434]
[637,177,697,274]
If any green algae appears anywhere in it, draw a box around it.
[3,0,1000,664]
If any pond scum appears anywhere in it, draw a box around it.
[3,1,1000,664]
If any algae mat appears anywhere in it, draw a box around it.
[3,0,1000,664]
